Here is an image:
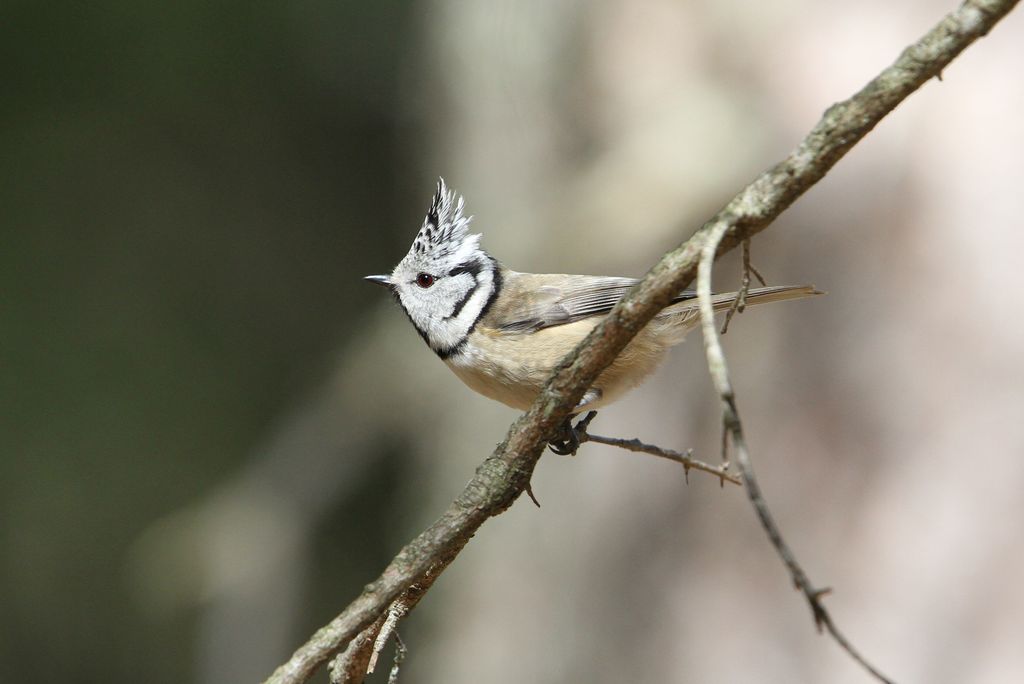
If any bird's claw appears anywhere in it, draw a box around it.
[547,411,598,455]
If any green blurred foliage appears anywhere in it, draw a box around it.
[0,1,417,681]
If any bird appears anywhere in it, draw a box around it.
[366,179,819,443]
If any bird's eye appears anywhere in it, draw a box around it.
[416,273,435,288]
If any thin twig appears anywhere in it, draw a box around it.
[388,633,406,684]
[264,4,1018,681]
[328,614,386,684]
[721,240,766,334]
[578,432,740,486]
[698,220,893,683]
[367,600,408,674]
[563,412,738,485]
[327,565,446,684]
[720,240,751,334]
[748,264,767,289]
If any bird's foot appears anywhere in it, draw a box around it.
[547,411,598,455]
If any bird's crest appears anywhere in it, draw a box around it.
[410,178,481,264]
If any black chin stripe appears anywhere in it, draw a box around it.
[434,259,502,360]
[391,286,433,348]
[402,308,434,349]
[435,337,467,360]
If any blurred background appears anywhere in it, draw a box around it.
[3,1,1023,682]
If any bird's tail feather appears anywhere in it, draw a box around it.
[654,284,822,343]
[708,284,823,311]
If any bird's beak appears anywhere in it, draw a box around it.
[364,274,393,289]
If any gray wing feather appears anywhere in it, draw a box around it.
[498,276,696,333]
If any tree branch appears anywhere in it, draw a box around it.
[327,558,454,684]
[327,614,385,684]
[572,412,741,486]
[264,2,1020,681]
[698,220,893,682]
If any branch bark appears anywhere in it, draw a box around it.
[265,2,1020,682]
